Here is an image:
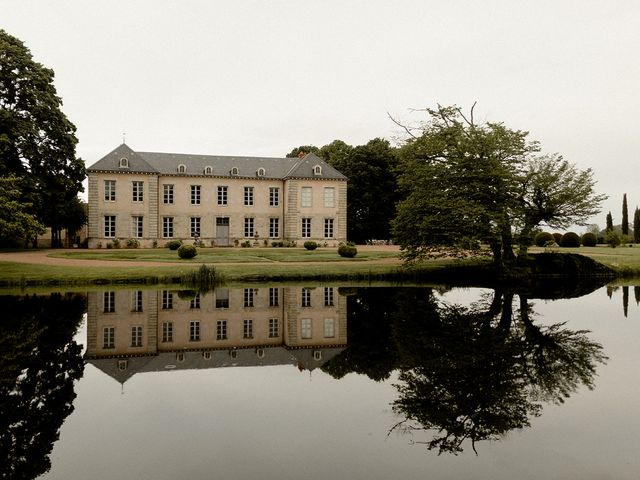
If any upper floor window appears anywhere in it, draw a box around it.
[324,187,335,208]
[163,184,174,204]
[119,158,129,168]
[104,180,116,201]
[204,166,213,175]
[218,186,228,205]
[132,181,143,202]
[269,187,279,207]
[244,186,254,206]
[131,325,143,347]
[178,164,187,174]
[313,165,322,176]
[301,187,312,207]
[191,185,201,205]
[103,327,115,349]
[103,291,115,313]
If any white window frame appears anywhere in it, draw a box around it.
[103,291,115,313]
[301,318,312,339]
[324,287,334,307]
[190,321,201,342]
[269,187,279,207]
[190,217,201,238]
[243,288,255,308]
[324,187,335,208]
[268,318,279,338]
[162,290,173,310]
[301,288,311,307]
[132,181,144,202]
[162,322,173,342]
[132,216,143,238]
[163,217,174,238]
[103,327,115,348]
[104,180,116,201]
[244,217,254,238]
[269,287,279,307]
[217,186,228,205]
[104,215,116,238]
[131,325,143,347]
[243,319,253,339]
[301,186,312,207]
[131,290,143,312]
[269,217,279,238]
[163,184,174,204]
[217,320,228,340]
[191,184,201,205]
[324,318,335,338]
[244,186,254,206]
[301,218,311,238]
[324,218,334,239]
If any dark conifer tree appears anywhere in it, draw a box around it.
[634,207,640,243]
[622,194,629,235]
[606,211,614,232]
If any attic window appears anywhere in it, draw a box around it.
[313,350,322,361]
[230,167,239,176]
[118,360,128,370]
[256,167,265,177]
[313,165,322,176]
[204,166,213,175]
[202,351,212,360]
[119,157,129,168]
[256,348,265,359]
[177,164,187,174]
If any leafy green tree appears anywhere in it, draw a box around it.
[285,145,320,158]
[0,175,45,244]
[0,30,86,246]
[622,194,629,236]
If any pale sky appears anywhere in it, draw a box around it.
[3,0,639,228]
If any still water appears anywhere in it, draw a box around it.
[2,283,640,479]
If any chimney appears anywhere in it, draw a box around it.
[297,150,306,159]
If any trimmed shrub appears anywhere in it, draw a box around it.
[111,238,121,249]
[126,238,140,248]
[304,241,318,250]
[560,232,581,248]
[241,240,252,248]
[534,232,555,247]
[166,239,183,250]
[178,244,197,259]
[338,244,358,258]
[552,233,563,244]
[581,232,597,247]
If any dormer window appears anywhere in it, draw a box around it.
[313,165,322,176]
[119,157,129,168]
[230,167,239,176]
[256,167,265,177]
[177,164,187,174]
[204,166,213,175]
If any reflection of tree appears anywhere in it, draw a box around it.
[0,293,86,479]
[324,287,607,455]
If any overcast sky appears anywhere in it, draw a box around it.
[3,0,639,227]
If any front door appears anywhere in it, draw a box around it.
[216,217,230,246]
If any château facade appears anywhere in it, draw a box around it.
[86,144,347,248]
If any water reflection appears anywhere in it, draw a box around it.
[0,294,85,479]
[323,287,608,454]
[85,287,347,383]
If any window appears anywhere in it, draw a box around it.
[163,184,174,204]
[132,181,143,202]
[104,180,116,201]
[313,165,322,176]
[269,218,279,238]
[190,293,200,309]
[301,318,312,339]
[313,350,322,361]
[301,288,311,307]
[163,217,174,238]
[257,167,265,177]
[103,327,115,349]
[162,290,173,310]
[131,326,143,347]
[204,166,213,175]
[189,321,200,341]
[217,186,228,205]
[324,218,334,239]
[230,167,239,175]
[162,322,173,343]
[269,287,279,307]
[104,216,116,238]
[190,217,201,238]
[244,288,255,308]
[324,287,334,306]
[244,217,254,238]
[216,288,229,309]
[243,319,253,339]
[217,320,228,340]
[324,187,335,208]
[191,185,201,205]
[203,351,212,360]
[269,187,279,207]
[103,291,115,313]
[301,218,311,238]
[244,186,254,206]
[132,216,143,238]
[301,187,312,207]
[178,164,186,174]
[131,290,143,312]
[119,157,129,168]
[324,318,335,338]
[268,318,279,338]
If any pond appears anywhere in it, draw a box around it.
[2,282,639,479]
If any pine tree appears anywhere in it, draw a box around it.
[622,194,629,235]
[606,211,614,232]
[634,207,640,243]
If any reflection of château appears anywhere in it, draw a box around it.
[85,287,347,383]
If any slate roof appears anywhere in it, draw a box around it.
[87,144,347,180]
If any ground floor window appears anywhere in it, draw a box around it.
[301,318,312,339]
[163,217,174,238]
[190,217,200,238]
[131,325,143,347]
[217,320,228,340]
[324,218,334,238]
[132,216,143,238]
[189,321,200,341]
[244,217,254,238]
[243,319,253,339]
[269,217,279,238]
[269,318,279,338]
[103,291,115,313]
[104,216,116,238]
[301,218,311,238]
[103,327,115,349]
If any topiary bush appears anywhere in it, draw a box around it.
[126,238,140,248]
[338,243,357,258]
[581,232,597,247]
[560,232,581,248]
[177,244,197,259]
[534,231,555,247]
[552,233,563,244]
[304,241,318,250]
[166,239,183,250]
